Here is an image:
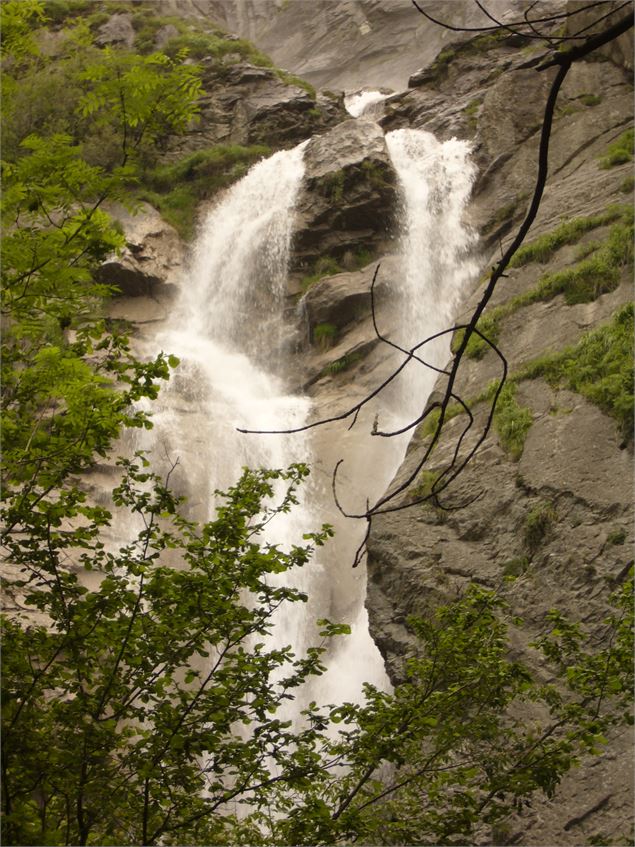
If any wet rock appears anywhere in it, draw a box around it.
[293,119,397,269]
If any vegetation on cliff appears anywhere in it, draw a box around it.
[1,2,633,846]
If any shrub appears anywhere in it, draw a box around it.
[411,469,442,502]
[580,93,602,107]
[501,556,530,577]
[322,351,361,375]
[138,144,271,239]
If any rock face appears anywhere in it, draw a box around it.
[292,119,397,271]
[361,13,634,846]
[186,0,537,92]
[98,203,183,336]
[169,59,346,155]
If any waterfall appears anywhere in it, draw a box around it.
[385,128,478,424]
[138,125,477,729]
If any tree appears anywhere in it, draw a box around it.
[1,3,633,845]
[2,457,632,844]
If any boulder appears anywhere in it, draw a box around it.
[97,202,183,301]
[95,13,135,48]
[292,118,397,270]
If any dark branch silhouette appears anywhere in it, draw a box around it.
[239,2,634,567]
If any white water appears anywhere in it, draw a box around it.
[138,124,477,728]
[345,89,391,119]
[386,128,478,422]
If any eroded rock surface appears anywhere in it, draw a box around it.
[98,202,183,336]
[292,119,397,270]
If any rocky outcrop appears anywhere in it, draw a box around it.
[98,203,183,335]
[169,59,346,156]
[292,119,397,271]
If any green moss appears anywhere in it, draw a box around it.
[484,195,527,234]
[322,351,361,375]
[524,502,557,554]
[579,93,602,107]
[599,129,634,169]
[361,159,392,190]
[493,383,533,461]
[275,70,316,98]
[451,312,501,360]
[460,209,632,360]
[464,98,482,131]
[300,256,342,291]
[426,30,515,81]
[313,322,337,349]
[607,528,627,546]
[43,0,91,23]
[620,175,635,194]
[510,206,627,267]
[418,403,465,440]
[319,169,345,202]
[410,469,441,502]
[516,303,634,437]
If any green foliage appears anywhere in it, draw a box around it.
[320,169,346,202]
[322,351,362,375]
[1,462,335,846]
[517,304,634,437]
[42,0,90,22]
[462,208,632,360]
[418,402,465,439]
[524,501,557,553]
[510,206,627,267]
[300,256,343,290]
[501,555,530,577]
[360,158,392,190]
[1,12,202,172]
[410,469,441,502]
[313,322,338,349]
[464,97,482,130]
[619,174,634,193]
[599,128,634,169]
[3,452,633,844]
[2,7,634,844]
[139,144,271,239]
[426,30,510,81]
[493,383,533,460]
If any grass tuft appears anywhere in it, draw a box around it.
[598,129,634,169]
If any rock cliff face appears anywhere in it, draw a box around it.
[99,2,633,843]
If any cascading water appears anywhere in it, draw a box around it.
[345,89,391,119]
[137,122,477,728]
[386,128,478,423]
